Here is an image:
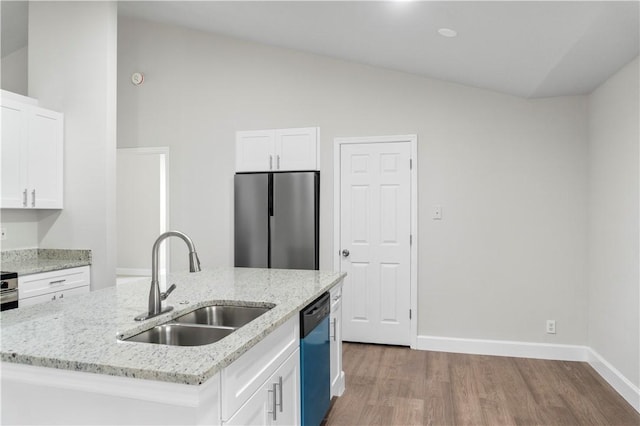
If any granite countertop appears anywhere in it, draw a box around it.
[0,267,345,385]
[1,249,92,275]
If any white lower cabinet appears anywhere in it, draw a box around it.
[271,348,300,425]
[18,266,90,307]
[225,348,300,426]
[330,281,345,397]
[222,315,300,425]
[1,289,345,425]
[19,284,88,307]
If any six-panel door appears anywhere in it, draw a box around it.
[339,141,412,346]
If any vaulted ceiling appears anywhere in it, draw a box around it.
[4,2,638,99]
[118,1,640,98]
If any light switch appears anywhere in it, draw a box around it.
[433,205,442,220]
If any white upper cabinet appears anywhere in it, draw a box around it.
[28,107,64,208]
[235,130,276,172]
[1,99,28,208]
[1,94,64,209]
[236,127,318,172]
[274,127,318,171]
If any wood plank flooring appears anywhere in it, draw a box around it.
[324,342,640,426]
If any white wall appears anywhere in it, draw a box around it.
[1,46,27,95]
[28,2,118,290]
[1,46,31,250]
[587,57,639,389]
[0,210,38,251]
[117,17,589,345]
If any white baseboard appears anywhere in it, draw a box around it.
[587,348,640,412]
[415,335,639,413]
[415,335,588,361]
[116,268,152,276]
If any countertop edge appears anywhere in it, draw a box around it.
[1,248,92,276]
[14,260,92,276]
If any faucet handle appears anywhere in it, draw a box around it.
[161,284,177,301]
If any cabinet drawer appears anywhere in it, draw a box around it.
[221,315,299,421]
[330,283,342,310]
[19,266,90,300]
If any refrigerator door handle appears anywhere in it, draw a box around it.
[268,174,274,217]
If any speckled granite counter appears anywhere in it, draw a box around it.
[1,249,92,275]
[0,267,344,385]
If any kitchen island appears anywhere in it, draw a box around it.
[0,267,345,425]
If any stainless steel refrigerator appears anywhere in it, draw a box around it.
[234,171,319,270]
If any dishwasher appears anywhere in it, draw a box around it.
[300,292,331,426]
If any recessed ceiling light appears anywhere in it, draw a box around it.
[438,28,458,38]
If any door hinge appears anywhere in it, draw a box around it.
[410,234,412,245]
[409,158,413,170]
[409,309,412,320]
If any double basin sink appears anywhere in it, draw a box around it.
[125,304,273,347]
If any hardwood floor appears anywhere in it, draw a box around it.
[324,343,640,426]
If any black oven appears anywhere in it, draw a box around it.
[1,271,18,311]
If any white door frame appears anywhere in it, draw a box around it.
[116,147,170,279]
[333,134,418,348]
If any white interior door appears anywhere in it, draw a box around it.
[338,140,412,346]
[116,148,168,285]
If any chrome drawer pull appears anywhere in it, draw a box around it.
[333,318,337,341]
[267,383,277,420]
[49,279,66,285]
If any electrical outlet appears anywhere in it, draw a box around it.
[433,205,442,220]
[0,227,6,241]
[546,320,556,334]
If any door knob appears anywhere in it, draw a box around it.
[341,249,350,257]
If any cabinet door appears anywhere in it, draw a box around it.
[273,348,300,426]
[1,98,28,208]
[275,127,318,171]
[330,284,344,397]
[225,348,300,426]
[224,380,270,426]
[56,285,89,301]
[19,292,55,307]
[28,106,63,208]
[19,285,88,307]
[236,130,275,172]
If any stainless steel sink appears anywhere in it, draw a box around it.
[123,304,273,346]
[125,323,234,346]
[173,305,272,328]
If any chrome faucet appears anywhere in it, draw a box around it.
[135,231,201,321]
